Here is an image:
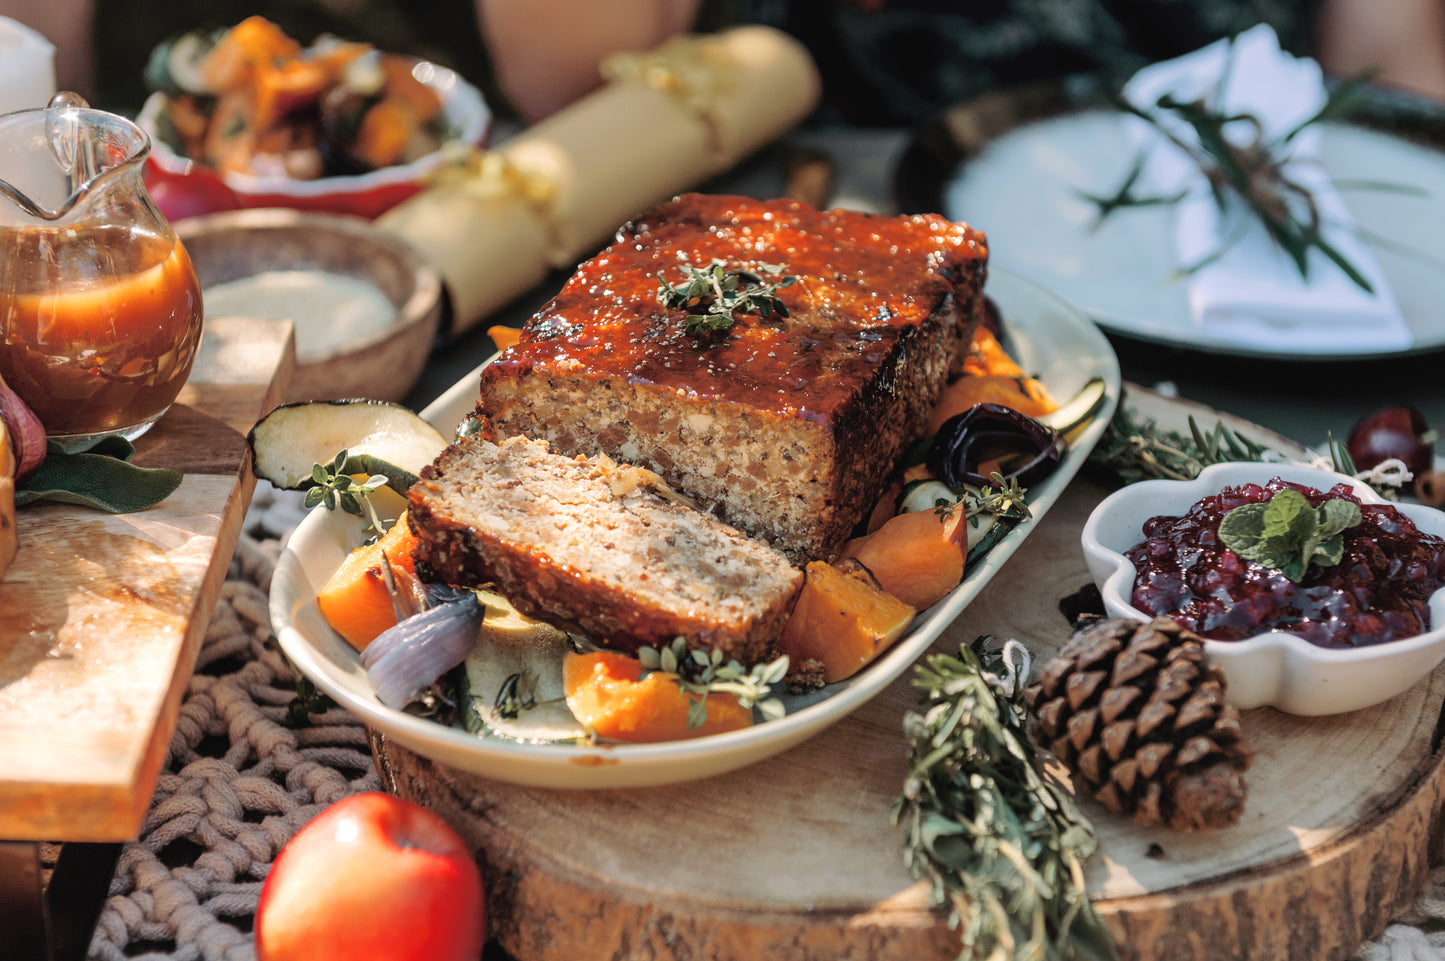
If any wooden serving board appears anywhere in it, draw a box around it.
[372,388,1445,961]
[0,316,294,843]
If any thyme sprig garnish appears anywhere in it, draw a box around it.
[895,637,1118,961]
[637,637,789,728]
[904,474,1032,527]
[965,473,1032,525]
[657,260,797,336]
[304,449,390,532]
[1081,63,1378,289]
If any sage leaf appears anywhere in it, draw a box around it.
[16,444,183,513]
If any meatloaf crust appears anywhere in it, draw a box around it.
[408,434,803,664]
[474,192,989,561]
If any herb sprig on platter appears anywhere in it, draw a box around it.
[638,637,789,729]
[304,449,391,532]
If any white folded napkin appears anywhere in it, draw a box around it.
[1121,24,1413,353]
[0,17,55,115]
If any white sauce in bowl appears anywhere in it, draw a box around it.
[202,270,396,361]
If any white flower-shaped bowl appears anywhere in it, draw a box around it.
[1081,461,1445,716]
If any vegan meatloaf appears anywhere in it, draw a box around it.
[407,433,804,664]
[473,192,989,562]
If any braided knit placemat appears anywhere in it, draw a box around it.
[86,488,381,961]
[82,487,1445,961]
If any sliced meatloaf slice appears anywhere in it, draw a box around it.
[407,434,803,664]
[473,192,988,562]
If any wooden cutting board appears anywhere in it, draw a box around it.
[0,316,294,843]
[372,388,1445,961]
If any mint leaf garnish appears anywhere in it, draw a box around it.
[1218,488,1362,583]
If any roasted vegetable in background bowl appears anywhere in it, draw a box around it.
[138,17,490,218]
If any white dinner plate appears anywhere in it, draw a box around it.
[938,110,1445,360]
[268,269,1121,789]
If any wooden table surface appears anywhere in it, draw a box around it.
[373,389,1445,961]
[0,316,293,843]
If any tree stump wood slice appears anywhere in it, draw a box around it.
[371,387,1445,961]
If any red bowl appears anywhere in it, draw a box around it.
[137,60,490,220]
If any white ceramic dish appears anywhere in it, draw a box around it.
[1082,461,1445,716]
[944,112,1445,359]
[270,269,1121,788]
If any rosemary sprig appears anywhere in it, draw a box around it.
[1085,404,1398,497]
[303,449,390,532]
[894,637,1118,961]
[656,260,797,336]
[637,637,789,728]
[1086,407,1273,484]
[1083,59,1378,290]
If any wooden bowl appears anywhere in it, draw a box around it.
[177,209,443,402]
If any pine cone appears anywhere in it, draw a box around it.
[1024,616,1252,831]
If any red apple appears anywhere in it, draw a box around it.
[255,792,485,961]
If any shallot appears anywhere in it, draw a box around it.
[362,589,483,709]
[0,371,46,484]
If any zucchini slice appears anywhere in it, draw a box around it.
[1037,376,1108,437]
[460,590,589,744]
[247,399,448,495]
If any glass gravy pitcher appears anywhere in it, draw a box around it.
[0,93,202,450]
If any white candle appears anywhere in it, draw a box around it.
[0,17,56,116]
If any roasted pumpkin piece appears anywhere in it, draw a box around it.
[561,650,754,742]
[316,511,423,650]
[200,16,302,94]
[960,327,1027,379]
[836,501,969,610]
[353,99,426,170]
[779,560,917,683]
[925,373,1057,436]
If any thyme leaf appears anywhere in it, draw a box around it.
[636,637,789,727]
[302,448,390,532]
[657,260,797,337]
[894,637,1118,961]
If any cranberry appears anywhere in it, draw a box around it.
[1346,405,1435,477]
[1124,478,1445,649]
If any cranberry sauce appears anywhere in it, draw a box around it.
[1125,478,1445,648]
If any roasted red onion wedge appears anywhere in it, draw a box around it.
[928,402,1065,489]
